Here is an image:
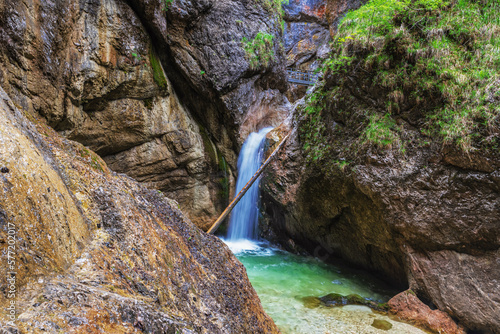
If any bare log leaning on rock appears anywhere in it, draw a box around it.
[207,133,290,235]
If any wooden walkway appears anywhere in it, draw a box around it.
[287,68,319,86]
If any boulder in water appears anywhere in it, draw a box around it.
[301,296,322,309]
[320,293,370,307]
[388,290,466,334]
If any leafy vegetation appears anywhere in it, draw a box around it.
[299,0,499,168]
[260,0,289,13]
[300,86,330,163]
[242,32,275,69]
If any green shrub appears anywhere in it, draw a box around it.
[242,32,275,69]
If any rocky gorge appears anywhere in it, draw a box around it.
[0,0,499,333]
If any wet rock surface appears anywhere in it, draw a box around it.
[371,319,393,331]
[283,0,366,101]
[301,292,390,312]
[0,87,278,333]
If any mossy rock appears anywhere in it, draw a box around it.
[345,294,366,305]
[376,302,390,312]
[319,293,345,306]
[148,50,168,91]
[301,296,321,309]
[371,319,393,330]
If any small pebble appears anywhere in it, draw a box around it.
[1,167,9,173]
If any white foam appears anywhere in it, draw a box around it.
[222,238,261,254]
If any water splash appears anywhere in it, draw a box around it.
[227,127,273,240]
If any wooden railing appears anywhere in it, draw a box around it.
[287,68,319,86]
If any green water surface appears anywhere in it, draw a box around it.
[224,239,426,334]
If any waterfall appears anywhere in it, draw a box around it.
[227,127,273,240]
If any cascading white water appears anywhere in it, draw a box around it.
[227,127,273,240]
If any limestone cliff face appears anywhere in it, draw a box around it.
[0,87,278,333]
[125,0,291,151]
[0,0,290,230]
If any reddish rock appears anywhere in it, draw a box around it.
[388,290,466,334]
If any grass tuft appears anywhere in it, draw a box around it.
[242,32,276,69]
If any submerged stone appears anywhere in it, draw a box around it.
[319,293,371,308]
[302,296,322,309]
[371,319,393,330]
[345,294,367,305]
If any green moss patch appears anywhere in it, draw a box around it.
[149,50,168,90]
[299,0,500,169]
[242,32,276,69]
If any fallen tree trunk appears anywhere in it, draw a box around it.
[207,133,290,235]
